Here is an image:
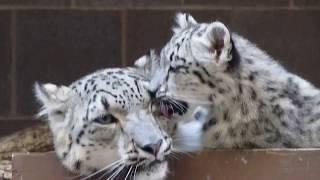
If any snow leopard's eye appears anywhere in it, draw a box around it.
[93,114,118,124]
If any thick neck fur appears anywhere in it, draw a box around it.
[229,34,320,148]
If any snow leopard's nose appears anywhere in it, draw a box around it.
[141,139,163,156]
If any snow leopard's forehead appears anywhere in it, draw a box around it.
[70,68,150,115]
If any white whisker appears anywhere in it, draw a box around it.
[168,98,186,112]
[133,165,139,180]
[97,162,123,180]
[107,165,125,180]
[80,160,123,180]
[124,166,133,180]
[170,95,212,105]
[169,153,180,160]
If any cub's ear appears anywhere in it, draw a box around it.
[205,21,233,64]
[173,12,197,34]
[34,82,72,117]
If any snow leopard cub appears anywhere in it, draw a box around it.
[153,13,320,149]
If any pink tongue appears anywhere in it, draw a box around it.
[160,106,170,118]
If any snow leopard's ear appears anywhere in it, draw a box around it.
[34,82,72,118]
[201,21,233,65]
[134,49,159,76]
[173,13,197,34]
[134,54,150,69]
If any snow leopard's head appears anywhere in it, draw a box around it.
[34,54,173,179]
[151,13,239,122]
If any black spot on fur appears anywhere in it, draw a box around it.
[250,87,257,100]
[169,65,189,73]
[238,84,243,94]
[92,84,97,91]
[192,70,206,83]
[266,87,277,92]
[272,104,284,117]
[228,128,237,137]
[133,80,141,95]
[101,97,109,110]
[218,88,225,94]
[309,113,320,124]
[249,74,255,81]
[223,110,230,122]
[96,89,117,98]
[200,65,211,77]
[93,94,97,102]
[281,121,289,128]
[207,81,216,88]
[170,52,174,61]
[213,132,220,140]
[84,83,88,91]
[74,160,82,170]
[62,152,68,159]
[76,130,85,144]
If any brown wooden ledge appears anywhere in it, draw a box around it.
[11,149,320,180]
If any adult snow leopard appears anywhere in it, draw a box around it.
[152,13,320,149]
[34,52,207,180]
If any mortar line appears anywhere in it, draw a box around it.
[0,6,318,11]
[10,10,17,116]
[0,115,37,121]
[121,9,128,66]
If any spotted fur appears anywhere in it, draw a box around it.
[34,53,177,179]
[154,13,320,149]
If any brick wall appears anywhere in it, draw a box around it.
[0,0,319,136]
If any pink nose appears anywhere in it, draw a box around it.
[141,139,163,156]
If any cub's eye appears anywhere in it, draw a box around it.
[93,114,118,124]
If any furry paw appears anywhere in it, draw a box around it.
[174,106,209,152]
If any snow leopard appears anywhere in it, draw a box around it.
[34,51,207,180]
[151,13,320,149]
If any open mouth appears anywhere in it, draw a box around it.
[156,98,189,118]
